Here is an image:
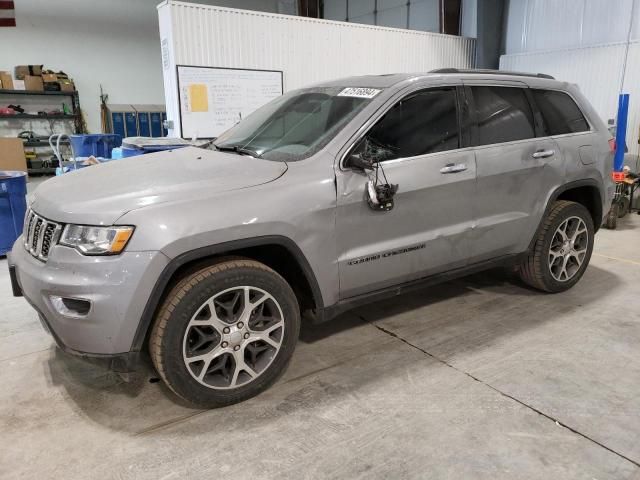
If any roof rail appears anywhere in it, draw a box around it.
[429,68,555,80]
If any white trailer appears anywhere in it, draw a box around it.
[157,0,476,138]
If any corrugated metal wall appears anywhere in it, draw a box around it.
[158,0,476,137]
[501,0,640,158]
[504,0,638,55]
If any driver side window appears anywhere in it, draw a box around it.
[354,87,460,163]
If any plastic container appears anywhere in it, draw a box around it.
[110,147,123,159]
[69,134,122,158]
[0,171,27,256]
[121,147,145,158]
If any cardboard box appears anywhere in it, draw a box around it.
[59,79,75,92]
[15,65,43,80]
[13,80,25,90]
[24,75,44,91]
[0,71,13,90]
[42,73,58,83]
[0,138,28,173]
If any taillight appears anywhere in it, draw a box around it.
[609,138,616,152]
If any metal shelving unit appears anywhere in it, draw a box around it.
[0,89,77,96]
[22,138,69,148]
[0,88,82,174]
[25,167,57,175]
[0,113,76,120]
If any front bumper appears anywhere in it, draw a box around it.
[8,238,170,361]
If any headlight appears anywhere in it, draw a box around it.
[60,225,135,255]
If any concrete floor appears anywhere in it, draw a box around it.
[1,180,640,478]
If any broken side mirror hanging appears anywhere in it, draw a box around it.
[366,179,398,211]
[347,153,374,171]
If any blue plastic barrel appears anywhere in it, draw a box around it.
[69,134,122,158]
[0,171,27,256]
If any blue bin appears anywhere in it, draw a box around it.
[69,134,122,158]
[0,171,27,256]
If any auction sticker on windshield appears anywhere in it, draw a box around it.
[337,88,381,99]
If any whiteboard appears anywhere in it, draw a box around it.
[177,65,283,139]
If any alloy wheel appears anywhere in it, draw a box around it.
[548,216,589,282]
[182,286,285,389]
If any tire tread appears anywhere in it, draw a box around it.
[149,258,284,404]
[519,200,583,292]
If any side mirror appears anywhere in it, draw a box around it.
[346,153,374,171]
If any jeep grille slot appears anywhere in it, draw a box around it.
[23,210,62,261]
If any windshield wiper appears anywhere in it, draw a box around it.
[213,144,261,158]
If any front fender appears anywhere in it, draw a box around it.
[128,235,326,352]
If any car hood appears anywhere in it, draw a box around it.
[31,147,287,225]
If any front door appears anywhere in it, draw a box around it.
[335,86,477,299]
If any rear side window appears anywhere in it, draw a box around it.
[532,89,589,135]
[362,88,459,161]
[471,86,535,146]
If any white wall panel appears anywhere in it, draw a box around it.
[159,1,476,137]
[504,0,635,55]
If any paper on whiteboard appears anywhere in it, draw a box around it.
[337,87,381,99]
[178,66,283,139]
[188,84,209,112]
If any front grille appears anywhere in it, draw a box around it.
[23,210,62,261]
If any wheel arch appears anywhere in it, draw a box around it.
[529,179,603,252]
[554,181,603,231]
[130,236,324,353]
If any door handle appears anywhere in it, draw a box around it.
[532,149,555,159]
[440,163,467,174]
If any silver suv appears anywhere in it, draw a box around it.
[8,69,614,407]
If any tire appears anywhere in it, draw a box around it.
[618,196,630,218]
[605,203,619,229]
[519,200,594,293]
[149,258,300,408]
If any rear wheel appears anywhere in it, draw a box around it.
[618,196,630,218]
[150,258,300,408]
[519,200,594,292]
[605,203,619,229]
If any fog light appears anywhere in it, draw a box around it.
[50,296,92,318]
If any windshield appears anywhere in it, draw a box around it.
[212,86,381,162]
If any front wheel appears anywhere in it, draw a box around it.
[149,258,300,408]
[519,200,594,293]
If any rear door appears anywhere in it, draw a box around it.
[531,88,594,172]
[463,81,562,262]
[335,85,477,299]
